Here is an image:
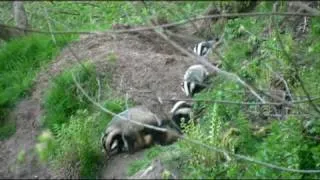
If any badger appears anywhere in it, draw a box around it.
[181,64,210,97]
[193,38,219,57]
[101,106,163,157]
[101,106,182,157]
[170,101,193,129]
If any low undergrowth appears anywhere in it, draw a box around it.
[37,62,131,178]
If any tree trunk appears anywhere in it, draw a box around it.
[13,1,28,31]
[0,1,28,41]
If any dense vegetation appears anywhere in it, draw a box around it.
[1,1,320,179]
[125,2,320,179]
[0,35,72,139]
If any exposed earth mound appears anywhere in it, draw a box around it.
[0,30,202,178]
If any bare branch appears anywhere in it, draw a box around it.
[133,94,320,106]
[265,64,293,102]
[0,12,318,36]
[44,7,56,44]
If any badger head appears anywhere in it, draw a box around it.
[181,65,209,97]
[170,101,193,127]
[101,128,126,157]
[193,40,217,57]
[181,81,196,97]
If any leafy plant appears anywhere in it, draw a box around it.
[42,62,98,132]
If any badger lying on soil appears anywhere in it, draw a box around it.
[101,106,181,157]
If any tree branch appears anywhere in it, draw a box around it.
[0,12,318,36]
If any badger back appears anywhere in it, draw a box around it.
[109,106,162,133]
[184,65,209,84]
[125,106,162,128]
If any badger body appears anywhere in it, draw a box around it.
[101,106,162,157]
[101,106,182,157]
[182,64,210,97]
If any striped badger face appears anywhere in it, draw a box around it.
[193,38,219,57]
[181,64,209,97]
[101,106,163,157]
[170,101,193,129]
[101,128,124,157]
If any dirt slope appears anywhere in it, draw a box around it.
[0,30,200,178]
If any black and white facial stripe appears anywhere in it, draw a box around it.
[181,64,209,97]
[193,40,216,57]
[170,101,193,128]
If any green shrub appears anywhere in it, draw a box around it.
[42,62,99,132]
[51,110,104,178]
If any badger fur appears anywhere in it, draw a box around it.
[101,106,163,157]
[181,64,210,97]
[170,101,193,129]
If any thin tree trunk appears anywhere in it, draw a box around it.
[13,1,28,31]
[0,1,28,41]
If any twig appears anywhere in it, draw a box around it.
[133,94,320,106]
[72,71,320,174]
[63,39,92,77]
[265,64,293,102]
[248,111,313,118]
[44,7,56,44]
[96,77,101,103]
[303,16,307,33]
[165,2,201,35]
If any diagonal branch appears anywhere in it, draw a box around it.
[133,94,320,106]
[152,26,266,103]
[0,12,319,36]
